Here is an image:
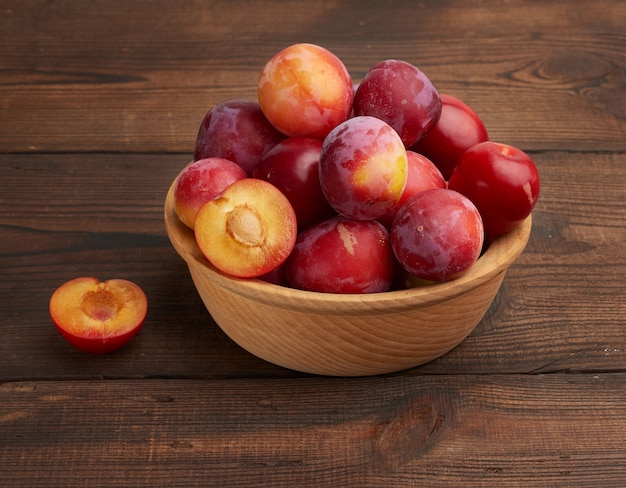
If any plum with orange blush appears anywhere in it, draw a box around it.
[49,277,148,354]
[319,116,408,221]
[257,43,354,139]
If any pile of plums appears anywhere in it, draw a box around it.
[173,43,540,294]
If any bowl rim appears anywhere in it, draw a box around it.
[164,177,532,315]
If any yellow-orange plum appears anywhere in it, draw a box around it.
[194,178,297,278]
[257,43,354,139]
[49,277,148,354]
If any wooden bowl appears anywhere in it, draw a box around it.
[164,179,532,376]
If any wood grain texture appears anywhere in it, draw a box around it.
[1,375,626,487]
[1,0,626,153]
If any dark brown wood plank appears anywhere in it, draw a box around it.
[1,0,626,153]
[1,151,625,380]
[1,375,625,487]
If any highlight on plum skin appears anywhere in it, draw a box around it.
[49,277,148,354]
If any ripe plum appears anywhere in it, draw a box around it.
[194,178,297,278]
[319,116,407,220]
[354,59,441,147]
[391,188,484,282]
[253,137,336,231]
[410,93,489,180]
[285,216,396,293]
[448,141,540,238]
[258,43,354,139]
[174,157,247,229]
[49,277,147,354]
[194,99,285,175]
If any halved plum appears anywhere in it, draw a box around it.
[49,277,148,354]
[194,178,297,278]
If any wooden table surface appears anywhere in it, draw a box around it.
[2,1,626,486]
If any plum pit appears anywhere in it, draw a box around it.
[227,205,267,247]
[81,287,122,322]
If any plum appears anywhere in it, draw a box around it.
[285,216,396,294]
[354,59,441,147]
[174,157,247,229]
[319,116,407,220]
[410,93,489,180]
[49,277,147,354]
[391,188,484,282]
[194,99,286,175]
[253,137,336,231]
[257,43,354,139]
[194,178,297,278]
[448,141,540,238]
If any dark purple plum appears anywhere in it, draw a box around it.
[194,99,286,175]
[354,59,441,147]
